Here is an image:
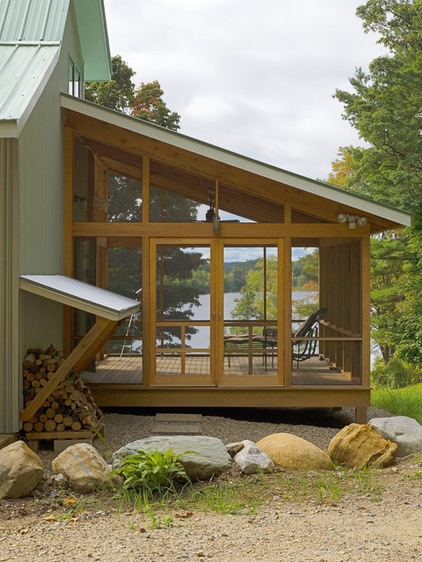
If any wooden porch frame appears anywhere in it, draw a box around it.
[59,99,410,422]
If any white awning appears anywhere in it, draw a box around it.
[20,275,140,321]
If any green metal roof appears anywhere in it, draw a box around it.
[73,0,111,81]
[0,0,68,41]
[0,0,111,133]
[0,43,59,126]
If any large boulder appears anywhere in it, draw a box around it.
[256,433,333,470]
[233,440,274,474]
[52,443,114,493]
[369,416,422,457]
[328,423,397,468]
[113,436,231,481]
[0,441,44,498]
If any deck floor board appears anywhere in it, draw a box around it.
[82,354,355,386]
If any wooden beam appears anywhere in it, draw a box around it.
[86,385,371,412]
[20,317,120,421]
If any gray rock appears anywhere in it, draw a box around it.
[226,442,245,458]
[52,443,115,494]
[369,416,422,457]
[233,440,274,474]
[0,441,44,499]
[113,435,231,481]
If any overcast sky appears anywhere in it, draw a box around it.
[102,0,383,182]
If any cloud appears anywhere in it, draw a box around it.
[103,0,384,179]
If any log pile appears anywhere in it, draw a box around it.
[22,345,103,436]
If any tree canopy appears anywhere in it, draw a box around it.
[334,0,422,211]
[85,56,181,130]
[332,0,422,376]
[130,80,181,131]
[85,55,135,112]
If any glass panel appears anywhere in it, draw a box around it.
[68,59,73,95]
[74,67,81,98]
[292,246,320,329]
[150,186,199,223]
[155,245,211,377]
[72,239,96,362]
[292,239,363,385]
[72,138,91,222]
[223,245,278,376]
[108,173,142,222]
[68,58,81,97]
[107,246,142,356]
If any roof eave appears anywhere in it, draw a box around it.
[60,93,412,231]
[0,120,18,139]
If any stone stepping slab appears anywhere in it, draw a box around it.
[151,413,202,435]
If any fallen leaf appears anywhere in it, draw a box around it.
[175,511,194,519]
[63,498,77,506]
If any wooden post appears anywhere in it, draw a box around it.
[355,406,367,424]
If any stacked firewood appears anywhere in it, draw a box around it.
[22,345,103,434]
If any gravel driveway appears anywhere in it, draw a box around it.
[1,406,421,562]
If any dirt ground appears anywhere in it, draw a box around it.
[0,408,421,561]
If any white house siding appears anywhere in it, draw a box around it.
[0,1,109,433]
[14,10,85,431]
[0,138,20,433]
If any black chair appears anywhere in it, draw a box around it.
[262,308,328,371]
[292,308,328,368]
[263,327,277,370]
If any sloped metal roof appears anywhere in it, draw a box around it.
[0,44,60,124]
[0,0,68,41]
[20,275,140,320]
[0,0,111,134]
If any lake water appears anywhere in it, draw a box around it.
[187,293,379,365]
[187,291,316,349]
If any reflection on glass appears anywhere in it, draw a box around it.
[108,174,142,222]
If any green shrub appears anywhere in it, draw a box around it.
[371,356,421,389]
[110,449,192,496]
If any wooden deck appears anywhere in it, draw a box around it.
[80,354,369,422]
[82,354,357,386]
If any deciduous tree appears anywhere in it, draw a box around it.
[332,0,422,371]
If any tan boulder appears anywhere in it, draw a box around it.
[327,423,398,468]
[52,443,115,493]
[256,433,333,470]
[0,441,44,498]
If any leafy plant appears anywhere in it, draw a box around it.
[371,356,422,389]
[110,448,192,497]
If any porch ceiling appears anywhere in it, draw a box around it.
[62,95,411,233]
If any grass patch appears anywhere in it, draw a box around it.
[182,477,265,515]
[371,382,422,424]
[31,464,390,526]
[132,466,385,517]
